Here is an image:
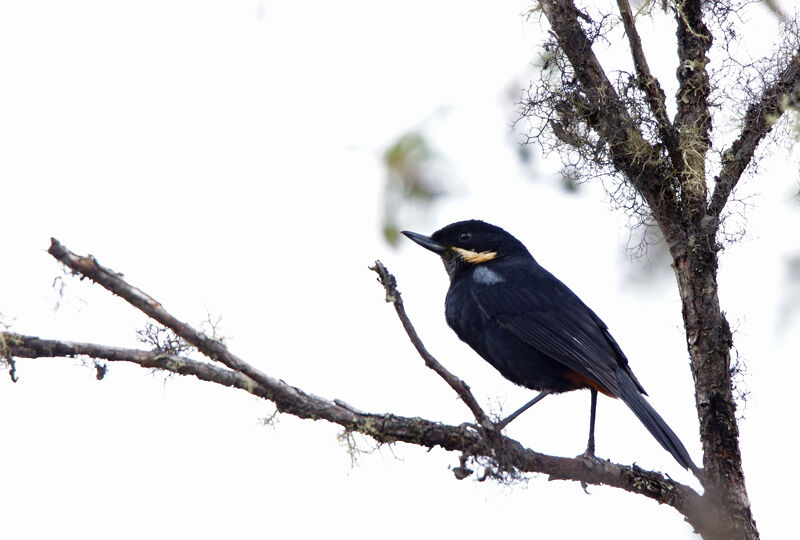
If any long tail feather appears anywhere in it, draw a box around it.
[618,373,701,479]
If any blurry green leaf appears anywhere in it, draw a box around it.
[384,132,430,171]
[383,132,439,201]
[381,131,445,246]
[383,222,400,246]
[561,167,580,193]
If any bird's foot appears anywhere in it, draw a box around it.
[575,448,599,495]
[576,449,603,464]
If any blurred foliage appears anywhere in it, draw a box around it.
[382,132,443,245]
[761,0,789,21]
[560,167,580,193]
[778,252,800,335]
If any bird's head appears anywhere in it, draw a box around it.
[402,220,528,279]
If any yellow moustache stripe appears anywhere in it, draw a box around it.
[452,247,497,264]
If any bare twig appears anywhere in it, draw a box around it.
[8,333,267,397]
[370,260,491,428]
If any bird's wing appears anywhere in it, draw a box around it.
[470,273,624,396]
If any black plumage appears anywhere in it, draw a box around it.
[402,219,700,477]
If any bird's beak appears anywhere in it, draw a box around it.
[401,230,447,254]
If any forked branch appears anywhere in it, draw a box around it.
[537,0,682,237]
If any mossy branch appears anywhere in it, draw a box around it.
[709,53,800,218]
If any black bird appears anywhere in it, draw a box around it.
[402,219,700,477]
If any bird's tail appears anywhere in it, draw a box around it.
[618,373,702,480]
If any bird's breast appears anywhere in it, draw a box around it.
[443,274,587,393]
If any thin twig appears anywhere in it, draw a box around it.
[47,239,275,386]
[370,260,492,428]
[8,333,269,397]
[616,0,682,170]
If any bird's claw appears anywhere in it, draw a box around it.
[577,450,603,464]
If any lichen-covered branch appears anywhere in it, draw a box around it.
[674,0,713,223]
[2,327,712,530]
[45,237,377,428]
[709,52,800,218]
[536,0,683,239]
[616,0,682,170]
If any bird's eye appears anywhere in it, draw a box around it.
[458,231,472,243]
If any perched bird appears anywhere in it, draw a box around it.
[402,219,700,477]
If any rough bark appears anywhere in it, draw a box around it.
[674,0,712,226]
[668,233,752,539]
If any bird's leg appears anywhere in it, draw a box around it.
[494,389,553,430]
[585,388,598,456]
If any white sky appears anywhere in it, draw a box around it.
[1,2,798,539]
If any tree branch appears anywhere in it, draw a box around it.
[674,0,712,222]
[370,260,491,428]
[44,237,379,428]
[47,238,283,392]
[2,331,711,532]
[537,0,683,239]
[530,3,763,537]
[5,334,268,397]
[6,238,723,534]
[538,0,643,159]
[616,0,682,170]
[709,52,800,218]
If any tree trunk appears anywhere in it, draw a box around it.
[668,228,758,540]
